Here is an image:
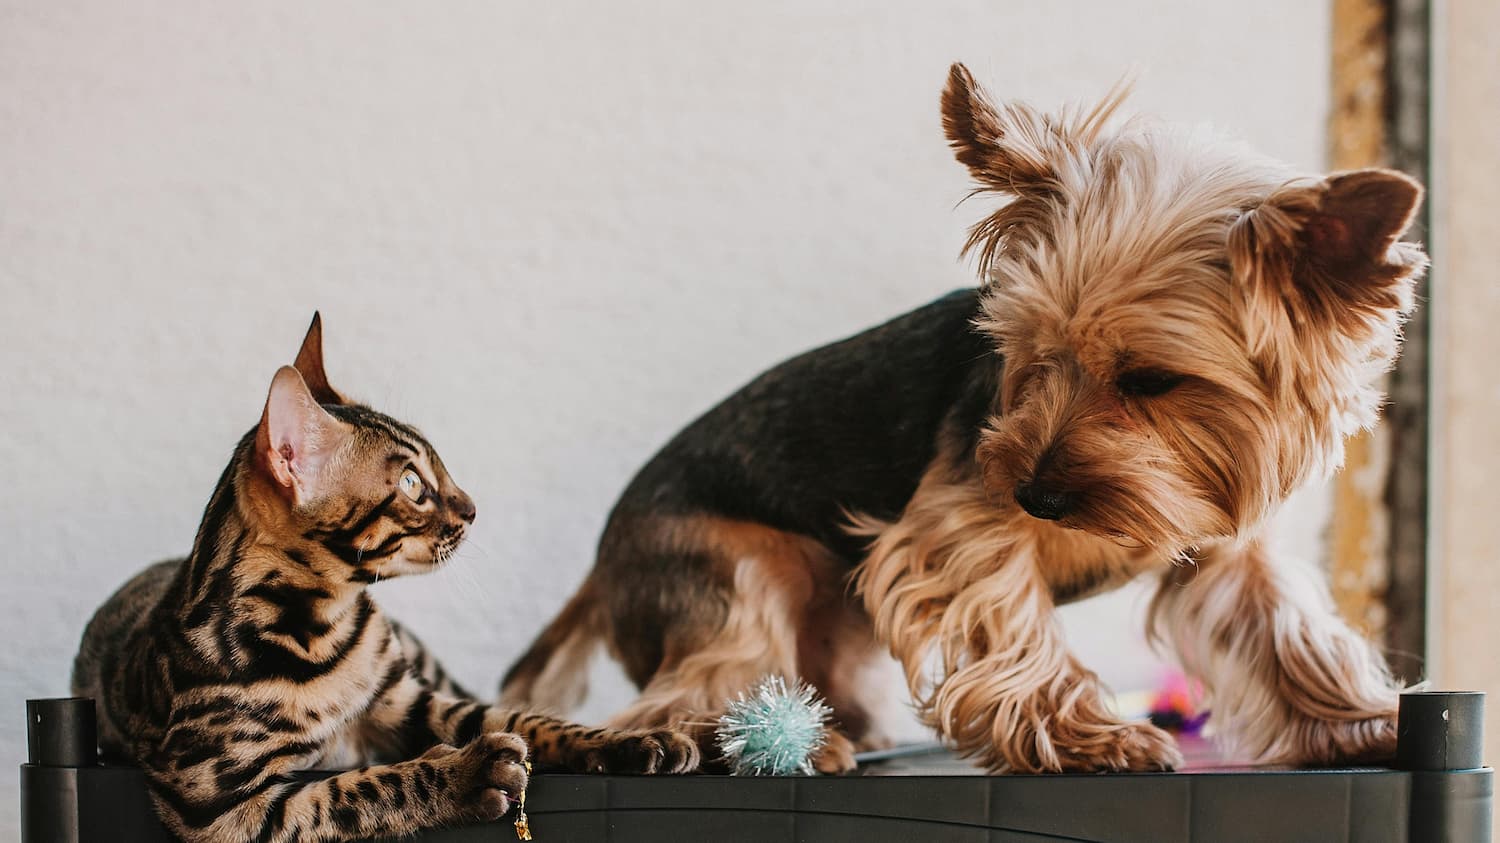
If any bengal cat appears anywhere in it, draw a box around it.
[72,315,699,843]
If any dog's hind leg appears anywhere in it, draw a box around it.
[1148,540,1402,765]
[602,517,860,773]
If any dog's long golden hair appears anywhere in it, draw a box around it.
[859,64,1426,771]
[942,64,1425,555]
[507,64,1428,776]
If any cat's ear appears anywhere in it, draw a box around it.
[255,366,351,504]
[292,312,348,406]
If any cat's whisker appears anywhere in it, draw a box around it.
[436,566,471,619]
[443,553,493,607]
[454,534,492,562]
[454,555,499,606]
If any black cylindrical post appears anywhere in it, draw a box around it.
[26,698,97,768]
[1397,691,1491,843]
[1398,690,1485,771]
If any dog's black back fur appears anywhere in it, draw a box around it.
[502,289,1003,703]
[606,288,998,564]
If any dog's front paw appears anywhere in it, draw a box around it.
[580,728,701,774]
[1055,722,1182,772]
[1299,711,1398,766]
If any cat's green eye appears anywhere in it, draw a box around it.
[399,469,425,502]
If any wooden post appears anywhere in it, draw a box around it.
[1328,0,1394,639]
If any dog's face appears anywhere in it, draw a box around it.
[942,65,1428,554]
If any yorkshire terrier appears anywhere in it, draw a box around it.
[502,63,1427,774]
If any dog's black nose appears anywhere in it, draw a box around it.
[1014,483,1076,521]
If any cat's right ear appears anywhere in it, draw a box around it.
[293,312,348,405]
[255,366,350,505]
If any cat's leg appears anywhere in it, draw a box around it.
[1148,540,1402,764]
[387,617,474,698]
[366,667,700,774]
[146,734,527,843]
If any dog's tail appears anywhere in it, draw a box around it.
[499,577,604,713]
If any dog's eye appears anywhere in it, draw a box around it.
[1116,369,1184,397]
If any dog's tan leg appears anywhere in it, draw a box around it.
[605,529,858,773]
[799,602,896,754]
[859,483,1180,773]
[1148,540,1402,765]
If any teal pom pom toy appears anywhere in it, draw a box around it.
[715,675,832,776]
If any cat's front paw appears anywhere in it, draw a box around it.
[454,732,530,820]
[580,728,701,774]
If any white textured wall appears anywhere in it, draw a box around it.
[1433,0,1500,791]
[0,0,1330,833]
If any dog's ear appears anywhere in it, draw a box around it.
[942,64,1130,198]
[1228,168,1428,353]
[941,63,1056,195]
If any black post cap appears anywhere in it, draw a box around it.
[26,698,98,768]
[1396,690,1485,772]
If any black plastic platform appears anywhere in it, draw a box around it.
[18,693,1494,843]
